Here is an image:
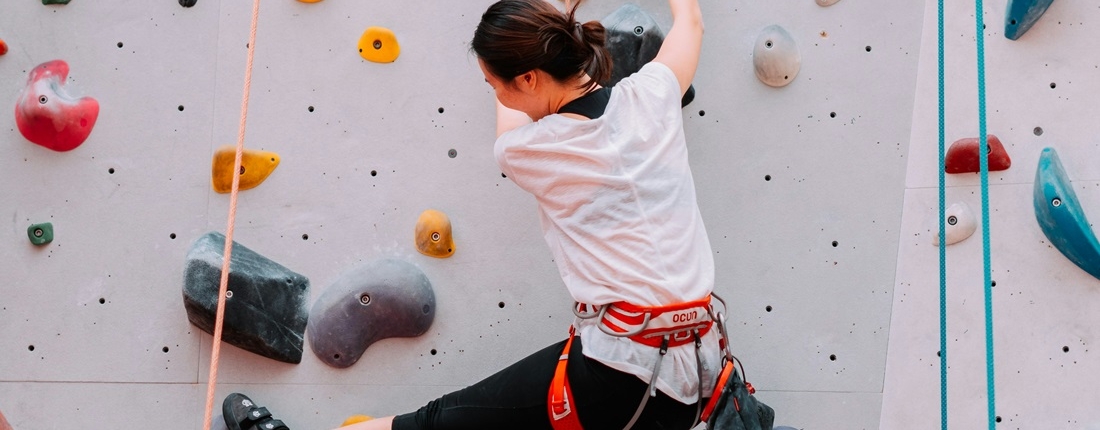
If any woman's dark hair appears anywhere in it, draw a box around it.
[471,0,611,91]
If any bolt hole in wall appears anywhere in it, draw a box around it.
[498,301,505,308]
[1034,126,1044,136]
[1064,346,1070,353]
[28,345,34,352]
[178,105,184,111]
[430,349,437,355]
[308,106,314,112]
[117,42,123,48]
[1050,82,1057,89]
[448,149,457,158]
[99,298,105,304]
[765,305,773,312]
[698,110,705,116]
[764,175,771,181]
[865,46,872,52]
[302,234,309,240]
[108,168,115,174]
[829,354,837,361]
[370,170,378,177]
[170,233,177,239]
[162,346,169,353]
[829,111,837,118]
[438,107,445,114]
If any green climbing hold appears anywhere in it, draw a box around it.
[27,223,53,246]
[42,0,71,4]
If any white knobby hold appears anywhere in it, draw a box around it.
[932,202,978,247]
[753,25,801,88]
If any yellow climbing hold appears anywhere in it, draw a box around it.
[341,415,374,426]
[358,27,400,63]
[415,209,455,258]
[298,0,323,2]
[211,146,280,194]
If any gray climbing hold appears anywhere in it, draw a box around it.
[601,4,695,107]
[307,258,436,368]
[753,25,801,88]
[179,0,197,7]
[183,232,310,364]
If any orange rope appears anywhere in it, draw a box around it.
[203,0,262,429]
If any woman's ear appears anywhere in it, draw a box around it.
[516,70,539,94]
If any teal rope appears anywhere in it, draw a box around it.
[936,0,947,429]
[972,1,997,428]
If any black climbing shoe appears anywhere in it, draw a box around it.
[222,393,290,430]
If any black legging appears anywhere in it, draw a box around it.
[392,336,700,430]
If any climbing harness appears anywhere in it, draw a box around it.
[550,293,755,430]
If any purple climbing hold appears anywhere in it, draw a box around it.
[183,232,310,364]
[307,258,436,368]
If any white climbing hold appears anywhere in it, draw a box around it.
[931,202,977,247]
[753,25,801,88]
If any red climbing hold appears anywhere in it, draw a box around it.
[15,60,100,152]
[0,39,8,56]
[945,135,1011,174]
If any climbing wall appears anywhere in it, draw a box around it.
[0,0,929,429]
[882,1,1100,429]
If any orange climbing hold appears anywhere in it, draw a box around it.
[358,27,400,63]
[210,146,280,193]
[340,415,374,426]
[945,135,1011,174]
[415,209,455,258]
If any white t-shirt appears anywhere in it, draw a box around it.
[495,62,719,404]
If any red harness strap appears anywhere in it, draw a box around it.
[549,328,583,430]
[549,297,716,430]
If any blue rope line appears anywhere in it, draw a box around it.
[972,1,997,428]
[936,0,947,429]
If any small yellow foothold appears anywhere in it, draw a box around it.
[341,415,374,426]
[298,0,323,2]
[211,146,281,194]
[415,209,455,258]
[358,27,400,63]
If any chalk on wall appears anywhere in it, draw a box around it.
[1004,0,1055,41]
[357,27,400,63]
[601,4,695,107]
[415,209,455,258]
[753,25,801,88]
[945,135,1011,174]
[931,202,977,246]
[1033,147,1100,281]
[211,146,281,194]
[15,60,100,152]
[308,258,436,368]
[183,232,311,364]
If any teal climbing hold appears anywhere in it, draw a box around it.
[1004,0,1054,40]
[27,222,53,246]
[1033,147,1100,280]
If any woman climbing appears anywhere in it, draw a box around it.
[339,0,714,428]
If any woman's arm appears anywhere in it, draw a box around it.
[653,0,704,97]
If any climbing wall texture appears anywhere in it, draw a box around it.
[882,1,1100,429]
[0,0,929,428]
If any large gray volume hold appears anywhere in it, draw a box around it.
[308,258,436,368]
[183,232,310,364]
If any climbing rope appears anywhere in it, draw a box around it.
[936,1,947,430]
[972,0,998,427]
[202,0,262,429]
[939,1,997,429]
